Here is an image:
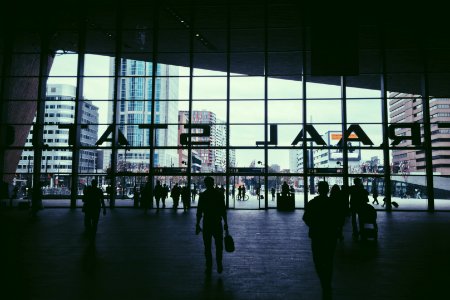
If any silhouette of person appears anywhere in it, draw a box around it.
[30,181,43,218]
[372,188,379,205]
[271,187,276,201]
[415,188,422,199]
[281,181,289,197]
[349,178,369,240]
[162,184,168,208]
[241,185,246,200]
[237,185,242,201]
[191,183,198,202]
[220,185,226,198]
[196,176,228,275]
[181,185,190,212]
[171,183,181,209]
[303,181,341,300]
[340,185,350,217]
[154,180,164,211]
[329,184,346,241]
[82,179,106,240]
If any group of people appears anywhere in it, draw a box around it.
[79,175,372,298]
[140,180,169,212]
[78,174,375,300]
[303,177,370,299]
[195,175,372,293]
[140,180,196,213]
[236,185,246,201]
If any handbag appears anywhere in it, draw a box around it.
[224,230,235,253]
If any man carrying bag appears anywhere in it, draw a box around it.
[196,176,229,275]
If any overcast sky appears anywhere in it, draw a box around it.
[48,54,383,169]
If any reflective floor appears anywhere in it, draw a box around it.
[1,206,449,300]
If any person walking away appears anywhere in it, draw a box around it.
[303,181,341,300]
[133,185,139,208]
[191,183,198,203]
[349,178,369,240]
[154,180,164,211]
[196,176,229,275]
[162,184,168,208]
[340,185,350,217]
[271,187,276,201]
[329,184,346,241]
[219,185,226,200]
[372,188,379,205]
[83,179,106,240]
[171,183,181,209]
[181,185,190,212]
[30,181,43,218]
[281,181,289,197]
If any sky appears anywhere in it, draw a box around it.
[48,53,383,169]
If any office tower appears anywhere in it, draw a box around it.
[178,110,235,172]
[111,59,179,170]
[15,84,99,189]
[389,92,450,175]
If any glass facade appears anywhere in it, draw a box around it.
[2,2,450,211]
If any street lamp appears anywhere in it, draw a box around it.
[257,161,264,200]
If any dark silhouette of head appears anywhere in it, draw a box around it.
[317,181,329,196]
[330,184,340,196]
[91,179,98,187]
[353,177,362,186]
[204,176,214,189]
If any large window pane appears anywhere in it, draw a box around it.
[390,175,428,210]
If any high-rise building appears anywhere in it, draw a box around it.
[109,59,179,170]
[178,110,235,172]
[389,92,450,175]
[15,84,99,189]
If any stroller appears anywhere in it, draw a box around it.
[358,203,378,241]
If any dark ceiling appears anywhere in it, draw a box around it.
[4,0,450,96]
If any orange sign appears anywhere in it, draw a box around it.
[331,133,358,141]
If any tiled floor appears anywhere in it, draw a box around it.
[1,206,449,300]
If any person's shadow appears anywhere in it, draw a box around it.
[202,275,232,300]
[81,242,97,275]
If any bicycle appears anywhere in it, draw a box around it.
[237,194,249,201]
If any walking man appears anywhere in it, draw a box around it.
[141,177,152,213]
[349,178,369,240]
[154,180,163,211]
[196,176,229,275]
[303,181,341,300]
[83,179,106,240]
